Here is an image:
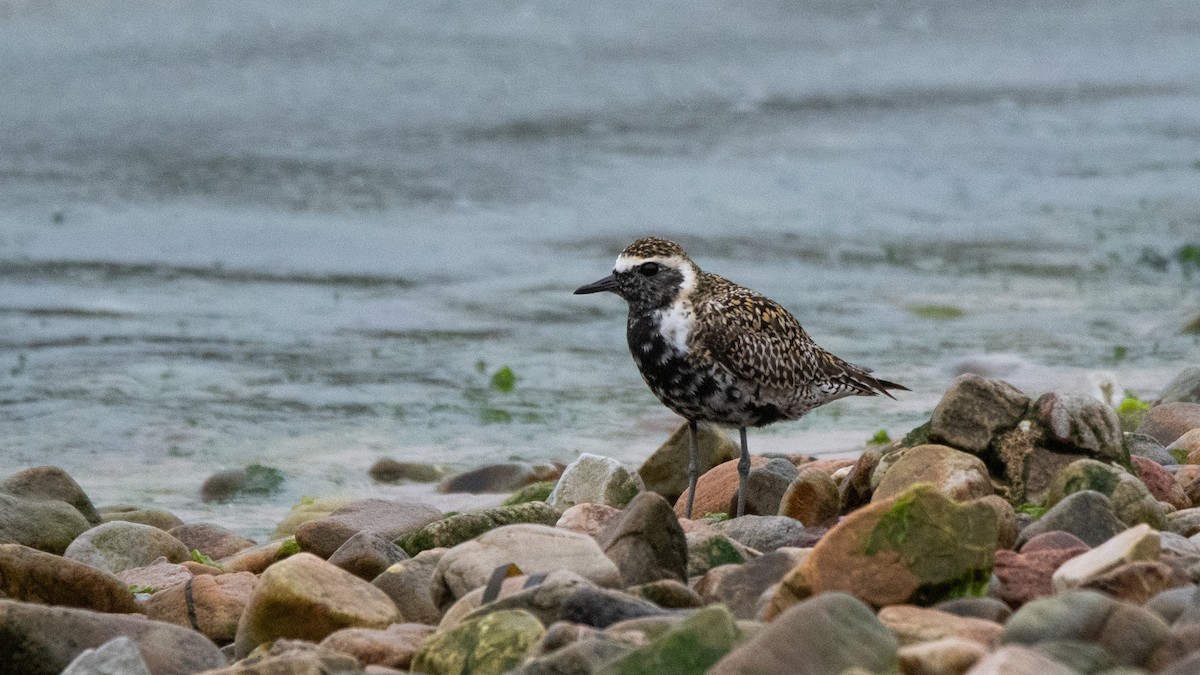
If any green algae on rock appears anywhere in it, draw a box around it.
[411,609,545,675]
[395,501,560,557]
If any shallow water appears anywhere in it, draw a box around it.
[1,0,1198,538]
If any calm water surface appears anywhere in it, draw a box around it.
[1,0,1198,537]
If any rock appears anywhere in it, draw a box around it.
[1171,428,1200,458]
[674,456,770,519]
[1044,459,1165,529]
[60,636,151,675]
[218,537,299,574]
[1147,586,1200,624]
[320,623,434,669]
[555,503,622,538]
[804,484,998,606]
[934,596,1013,624]
[371,549,444,625]
[454,570,594,628]
[877,604,1003,646]
[520,635,635,675]
[897,637,987,675]
[1032,391,1124,460]
[294,498,442,559]
[439,462,560,494]
[1175,465,1200,507]
[559,585,669,629]
[503,481,557,506]
[999,435,1091,506]
[1160,367,1200,405]
[1155,634,1200,674]
[0,466,101,525]
[928,374,1030,453]
[627,579,703,609]
[412,609,545,675]
[438,574,531,629]
[97,505,183,531]
[727,457,797,516]
[0,492,92,554]
[63,521,190,574]
[1020,530,1090,553]
[327,530,409,581]
[1052,523,1160,591]
[975,495,1019,550]
[685,532,749,577]
[1173,508,1200,537]
[694,548,807,620]
[547,454,642,510]
[1138,402,1200,447]
[1133,456,1191,510]
[396,501,560,557]
[433,524,620,602]
[778,466,840,526]
[596,492,687,586]
[199,464,284,503]
[0,543,141,613]
[273,496,351,538]
[838,448,879,513]
[709,592,897,675]
[1082,560,1188,605]
[1016,490,1128,548]
[369,458,446,483]
[0,598,225,674]
[204,639,360,674]
[966,644,1080,674]
[637,422,738,505]
[1129,433,1178,465]
[233,552,402,657]
[872,444,994,503]
[144,571,257,643]
[993,540,1090,608]
[596,604,740,675]
[168,523,255,561]
[711,514,814,552]
[116,558,192,594]
[1001,589,1170,668]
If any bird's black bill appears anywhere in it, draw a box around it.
[573,274,619,295]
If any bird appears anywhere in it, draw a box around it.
[575,236,908,518]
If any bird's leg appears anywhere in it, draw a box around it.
[736,427,750,517]
[685,419,699,519]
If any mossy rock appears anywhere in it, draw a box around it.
[411,609,545,675]
[597,604,742,675]
[395,501,560,556]
[1044,459,1165,529]
[502,481,557,506]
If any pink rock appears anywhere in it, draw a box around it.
[1133,456,1191,510]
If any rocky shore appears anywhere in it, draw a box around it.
[3,366,1200,674]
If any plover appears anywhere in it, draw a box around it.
[575,237,907,518]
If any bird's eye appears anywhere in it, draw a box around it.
[638,262,660,277]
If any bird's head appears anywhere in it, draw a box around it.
[574,237,698,310]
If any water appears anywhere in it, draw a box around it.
[1,0,1198,538]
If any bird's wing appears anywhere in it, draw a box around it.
[698,284,895,399]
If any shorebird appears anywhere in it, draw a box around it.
[575,237,907,518]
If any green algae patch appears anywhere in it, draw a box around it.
[906,304,966,320]
[501,480,556,506]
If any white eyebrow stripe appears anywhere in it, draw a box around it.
[613,254,686,273]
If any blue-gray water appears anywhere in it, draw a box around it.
[2,0,1198,537]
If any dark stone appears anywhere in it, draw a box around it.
[558,586,669,629]
[597,492,687,586]
[395,501,560,557]
[371,550,443,625]
[327,530,409,581]
[637,421,737,505]
[711,515,812,553]
[438,462,561,494]
[0,466,101,525]
[626,579,703,609]
[1128,433,1177,466]
[695,549,802,620]
[369,458,446,483]
[295,498,442,558]
[0,493,91,555]
[728,458,797,517]
[929,374,1030,453]
[1016,491,1127,548]
[838,449,879,513]
[934,596,1013,624]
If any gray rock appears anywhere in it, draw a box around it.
[439,462,559,494]
[933,596,1013,624]
[0,466,101,525]
[709,592,898,675]
[1145,585,1198,625]
[1002,589,1170,668]
[695,548,806,620]
[1017,490,1128,548]
[0,493,92,555]
[966,645,1079,675]
[929,374,1030,453]
[372,549,444,625]
[637,422,738,505]
[559,585,669,629]
[1159,367,1200,405]
[597,492,687,586]
[1128,433,1177,465]
[728,457,797,516]
[327,530,409,581]
[712,514,812,552]
[1033,391,1124,461]
[462,570,594,627]
[1045,459,1165,529]
[295,498,442,558]
[520,636,634,675]
[0,599,226,675]
[548,454,643,510]
[60,636,151,675]
[63,521,190,574]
